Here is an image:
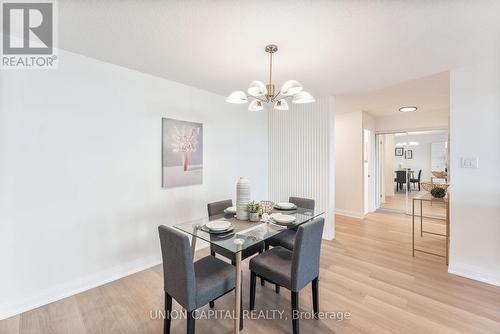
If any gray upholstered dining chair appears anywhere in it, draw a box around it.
[266,196,315,251]
[264,196,315,293]
[207,199,266,295]
[249,217,325,334]
[158,225,242,334]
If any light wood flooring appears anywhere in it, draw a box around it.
[380,190,447,219]
[1,211,499,333]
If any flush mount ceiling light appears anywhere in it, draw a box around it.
[399,106,418,113]
[226,44,315,111]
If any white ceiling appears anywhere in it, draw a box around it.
[59,1,500,97]
[336,71,450,117]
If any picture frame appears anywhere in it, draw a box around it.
[405,150,413,159]
[162,118,203,188]
[395,147,404,156]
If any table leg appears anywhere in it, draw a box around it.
[190,226,198,260]
[234,240,243,334]
[420,200,423,237]
[446,200,450,265]
[412,199,415,257]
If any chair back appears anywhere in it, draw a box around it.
[291,217,325,291]
[417,169,422,181]
[207,199,233,217]
[395,170,407,183]
[289,196,315,210]
[158,225,196,310]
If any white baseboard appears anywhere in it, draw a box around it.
[335,209,364,220]
[448,264,500,287]
[0,254,162,321]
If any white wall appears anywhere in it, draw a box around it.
[334,111,364,218]
[0,50,269,319]
[448,62,500,286]
[268,96,335,239]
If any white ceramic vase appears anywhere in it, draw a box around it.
[236,177,250,220]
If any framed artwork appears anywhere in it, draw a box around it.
[395,147,404,156]
[162,118,203,188]
[405,150,413,159]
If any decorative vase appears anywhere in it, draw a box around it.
[236,177,250,220]
[249,212,260,222]
[181,152,188,171]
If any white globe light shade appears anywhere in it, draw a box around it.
[280,80,303,96]
[399,106,418,112]
[226,91,248,104]
[247,81,267,97]
[248,99,264,111]
[292,91,315,104]
[274,99,289,111]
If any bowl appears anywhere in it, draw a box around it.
[421,181,450,192]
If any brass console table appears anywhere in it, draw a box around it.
[412,193,450,264]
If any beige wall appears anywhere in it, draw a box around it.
[375,109,448,133]
[335,111,364,218]
[448,61,500,286]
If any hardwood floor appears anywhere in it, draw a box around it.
[1,211,499,333]
[380,190,447,219]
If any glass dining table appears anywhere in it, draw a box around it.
[174,207,325,334]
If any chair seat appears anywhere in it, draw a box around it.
[194,256,236,308]
[266,229,296,250]
[211,241,265,262]
[249,246,292,289]
[410,178,419,182]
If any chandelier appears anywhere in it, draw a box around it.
[225,44,315,111]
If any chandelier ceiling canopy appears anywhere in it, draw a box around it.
[226,44,315,111]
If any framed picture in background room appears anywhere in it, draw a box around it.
[395,147,404,156]
[405,150,413,159]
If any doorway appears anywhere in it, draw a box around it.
[375,130,449,219]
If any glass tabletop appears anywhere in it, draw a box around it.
[174,207,325,254]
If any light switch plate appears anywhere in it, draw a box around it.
[461,157,479,168]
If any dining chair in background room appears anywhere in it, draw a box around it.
[207,200,265,299]
[158,225,243,334]
[394,170,407,192]
[410,169,422,191]
[249,217,325,334]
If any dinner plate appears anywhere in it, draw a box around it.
[201,224,234,234]
[206,220,232,231]
[272,214,296,225]
[224,206,237,214]
[275,202,297,210]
